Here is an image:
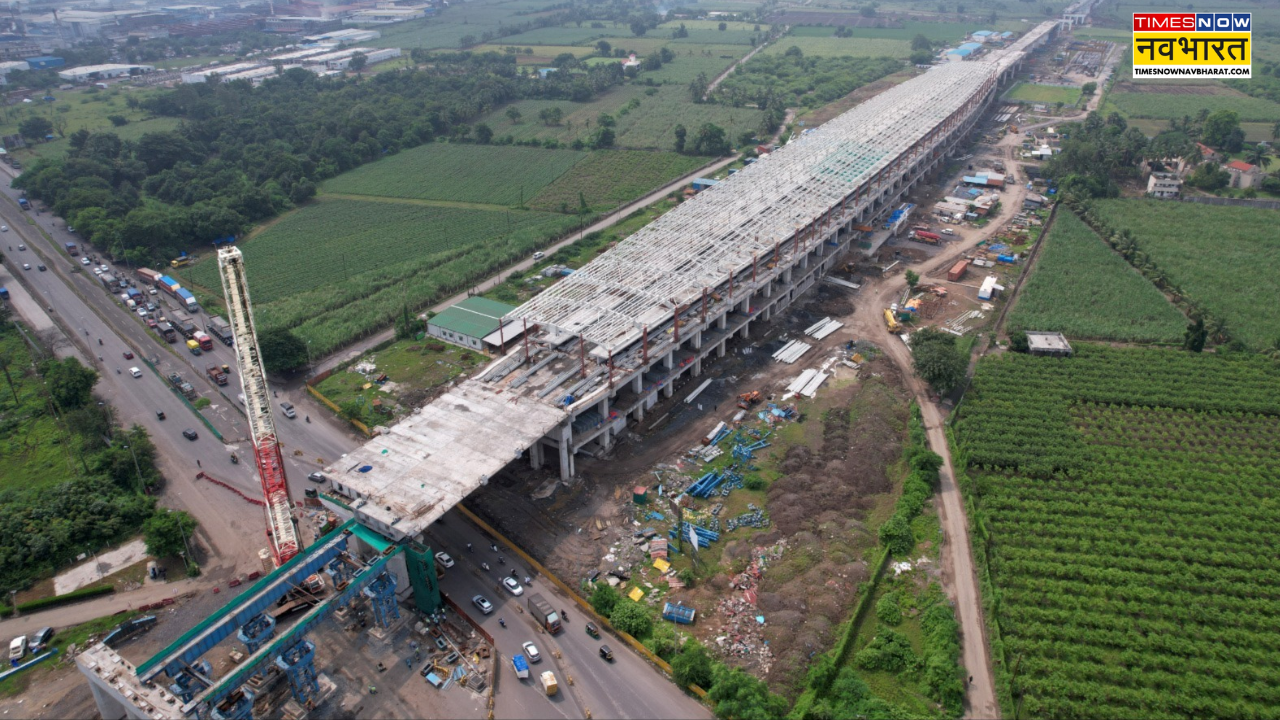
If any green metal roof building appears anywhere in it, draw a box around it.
[427,296,518,352]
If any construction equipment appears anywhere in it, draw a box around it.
[736,391,762,409]
[218,247,300,567]
[884,309,902,333]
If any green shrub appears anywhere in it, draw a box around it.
[589,581,620,616]
[875,592,903,626]
[16,584,114,612]
[609,599,653,638]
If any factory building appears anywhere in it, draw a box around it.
[57,63,154,82]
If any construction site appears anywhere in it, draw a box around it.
[74,19,1065,720]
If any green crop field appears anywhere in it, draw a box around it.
[1005,82,1082,106]
[957,345,1280,719]
[1008,211,1185,343]
[642,44,748,84]
[322,143,586,206]
[530,149,710,211]
[1091,198,1280,349]
[367,0,556,50]
[1105,85,1280,122]
[763,36,910,58]
[179,198,578,353]
[3,86,176,161]
[480,84,764,150]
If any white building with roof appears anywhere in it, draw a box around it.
[57,64,153,82]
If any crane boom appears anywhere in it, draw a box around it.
[217,247,300,566]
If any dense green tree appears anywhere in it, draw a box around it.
[672,641,714,688]
[673,124,687,153]
[40,357,97,410]
[911,33,932,51]
[19,116,53,141]
[691,123,731,156]
[589,581,620,616]
[1201,109,1242,151]
[707,665,789,720]
[609,599,653,637]
[909,328,966,394]
[143,509,197,559]
[259,328,309,373]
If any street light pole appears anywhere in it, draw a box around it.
[122,443,146,493]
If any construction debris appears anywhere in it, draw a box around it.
[772,340,812,364]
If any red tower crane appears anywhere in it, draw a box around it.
[218,247,300,566]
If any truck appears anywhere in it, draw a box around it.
[193,331,214,351]
[186,338,202,356]
[168,311,198,339]
[137,268,162,286]
[99,273,117,288]
[207,316,234,346]
[170,253,191,268]
[64,242,79,256]
[913,230,942,244]
[126,288,143,302]
[512,654,530,680]
[206,365,227,385]
[527,594,561,634]
[167,372,197,399]
[157,322,177,343]
[540,671,558,696]
[0,287,9,301]
[176,287,198,312]
[18,197,29,210]
[9,636,26,665]
[158,275,182,297]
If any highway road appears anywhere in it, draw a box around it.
[0,186,360,576]
[427,510,710,720]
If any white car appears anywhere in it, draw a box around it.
[434,552,454,568]
[94,268,104,275]
[522,641,541,663]
[472,595,493,615]
[941,228,956,235]
[137,307,148,317]
[129,367,142,378]
[80,257,91,265]
[501,576,524,596]
[148,288,157,295]
[1,225,8,232]
[22,263,30,270]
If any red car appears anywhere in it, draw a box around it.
[123,351,134,360]
[146,318,158,329]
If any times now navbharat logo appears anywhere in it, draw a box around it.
[1132,13,1251,79]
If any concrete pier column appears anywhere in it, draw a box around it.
[717,313,727,330]
[87,680,130,720]
[632,374,643,393]
[739,320,750,340]
[663,382,674,399]
[530,440,544,470]
[693,355,702,377]
[664,351,674,370]
[559,425,574,480]
[693,330,703,350]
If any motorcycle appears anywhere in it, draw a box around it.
[305,415,311,423]
[525,576,532,585]
[497,556,505,565]
[231,454,239,464]
[116,368,121,374]
[481,562,491,572]
[498,618,506,628]
[98,338,103,346]
[490,543,498,552]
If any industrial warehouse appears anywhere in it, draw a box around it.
[74,20,1062,720]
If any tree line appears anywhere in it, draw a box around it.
[0,307,190,592]
[14,52,626,268]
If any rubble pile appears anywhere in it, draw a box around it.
[712,541,786,675]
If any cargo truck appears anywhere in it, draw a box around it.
[207,316,234,346]
[18,197,28,210]
[186,339,202,356]
[176,287,198,312]
[512,654,530,680]
[99,273,117,288]
[64,242,78,256]
[137,268,162,286]
[206,364,227,385]
[193,331,213,351]
[913,230,941,244]
[156,322,177,343]
[158,275,182,296]
[540,671,558,696]
[527,594,561,634]
[171,253,191,268]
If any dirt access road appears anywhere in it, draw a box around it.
[841,134,1032,719]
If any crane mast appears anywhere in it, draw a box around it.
[217,247,300,566]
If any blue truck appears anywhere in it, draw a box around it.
[176,287,198,312]
[0,287,9,301]
[512,654,529,680]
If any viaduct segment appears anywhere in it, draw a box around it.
[321,21,1063,543]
